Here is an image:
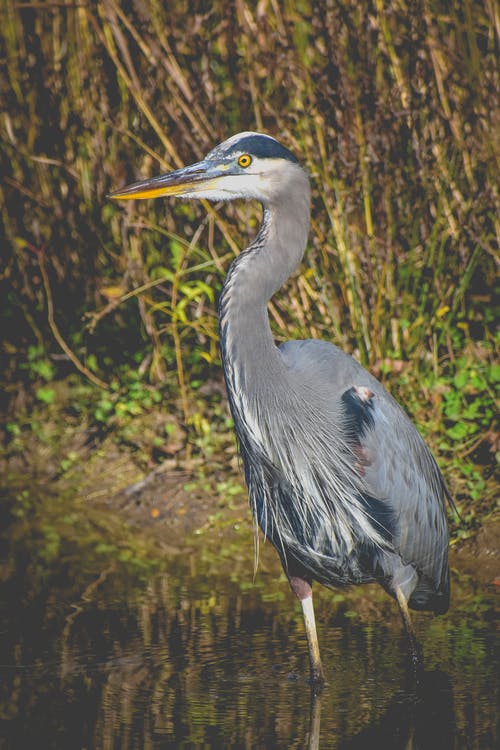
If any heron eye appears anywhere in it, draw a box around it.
[238,154,252,168]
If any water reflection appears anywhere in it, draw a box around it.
[0,556,498,748]
[337,670,454,749]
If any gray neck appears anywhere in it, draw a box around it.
[218,176,310,404]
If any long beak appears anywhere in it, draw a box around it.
[108,160,223,201]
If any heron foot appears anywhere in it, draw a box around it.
[410,636,424,665]
[307,667,326,694]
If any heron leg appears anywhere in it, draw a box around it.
[307,688,322,750]
[289,576,325,686]
[395,586,423,667]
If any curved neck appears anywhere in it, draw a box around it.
[218,177,310,403]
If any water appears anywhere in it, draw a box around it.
[0,497,497,749]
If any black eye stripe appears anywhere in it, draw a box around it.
[206,133,300,165]
[226,135,298,163]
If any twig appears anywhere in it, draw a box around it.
[34,244,108,390]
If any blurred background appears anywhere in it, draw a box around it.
[2,0,498,508]
[0,1,498,747]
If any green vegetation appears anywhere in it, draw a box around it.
[1,1,498,539]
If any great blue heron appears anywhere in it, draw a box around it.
[110,132,451,685]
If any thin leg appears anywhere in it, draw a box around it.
[302,596,325,686]
[307,689,322,750]
[395,586,423,667]
[289,576,325,686]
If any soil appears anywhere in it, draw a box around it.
[105,464,249,555]
[450,522,500,585]
[107,463,500,587]
[3,415,498,585]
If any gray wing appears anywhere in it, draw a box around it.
[279,339,450,610]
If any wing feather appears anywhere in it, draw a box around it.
[278,339,450,610]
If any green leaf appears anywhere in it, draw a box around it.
[490,364,500,382]
[453,371,469,389]
[36,387,55,404]
[447,422,473,440]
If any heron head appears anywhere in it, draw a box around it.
[109,132,308,206]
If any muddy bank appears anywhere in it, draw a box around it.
[104,462,500,587]
[450,522,500,585]
[2,413,498,587]
[105,463,249,553]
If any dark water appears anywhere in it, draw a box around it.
[0,503,498,750]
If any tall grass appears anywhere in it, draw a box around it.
[1,1,498,500]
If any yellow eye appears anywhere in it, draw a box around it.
[238,154,252,168]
